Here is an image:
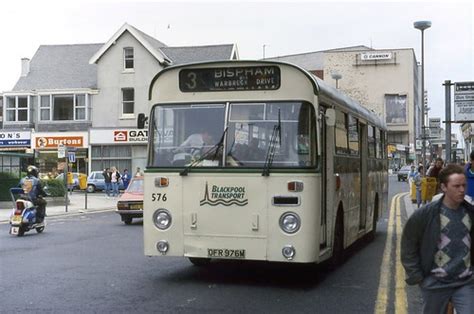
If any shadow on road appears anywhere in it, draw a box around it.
[157,233,381,291]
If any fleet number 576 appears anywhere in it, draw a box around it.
[151,193,167,202]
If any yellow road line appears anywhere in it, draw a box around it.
[395,193,408,314]
[374,192,409,314]
[374,193,399,314]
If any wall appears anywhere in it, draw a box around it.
[93,31,164,127]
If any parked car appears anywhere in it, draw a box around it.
[86,171,125,193]
[55,172,82,191]
[397,165,412,181]
[116,176,144,224]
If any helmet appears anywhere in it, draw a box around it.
[27,165,39,178]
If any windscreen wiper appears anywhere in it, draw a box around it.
[262,110,282,176]
[180,127,228,176]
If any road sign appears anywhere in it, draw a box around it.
[68,151,76,163]
[454,81,474,121]
[58,144,66,158]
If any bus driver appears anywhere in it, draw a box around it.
[176,129,213,155]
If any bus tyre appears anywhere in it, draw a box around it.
[328,215,344,269]
[367,209,378,242]
[188,257,211,266]
[122,216,133,225]
[17,226,25,237]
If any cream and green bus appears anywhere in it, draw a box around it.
[140,60,388,266]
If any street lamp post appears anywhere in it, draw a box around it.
[414,20,431,175]
[331,73,342,89]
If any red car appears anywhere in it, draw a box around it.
[116,176,144,224]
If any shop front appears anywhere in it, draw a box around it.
[31,132,88,176]
[89,129,147,175]
[0,131,33,174]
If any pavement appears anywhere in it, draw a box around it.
[0,191,119,223]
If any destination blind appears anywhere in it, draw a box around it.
[179,66,280,92]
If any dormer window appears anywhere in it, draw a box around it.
[124,47,134,70]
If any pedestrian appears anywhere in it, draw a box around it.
[427,157,444,193]
[413,165,423,208]
[110,166,121,197]
[401,163,474,314]
[408,165,417,186]
[135,167,143,177]
[122,169,130,190]
[465,150,474,200]
[102,168,111,197]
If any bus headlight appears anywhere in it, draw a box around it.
[279,212,301,234]
[156,240,169,254]
[153,209,172,230]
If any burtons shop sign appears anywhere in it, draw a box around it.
[35,136,84,148]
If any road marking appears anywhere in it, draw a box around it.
[395,193,408,314]
[0,209,115,225]
[375,192,408,314]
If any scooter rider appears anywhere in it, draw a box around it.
[19,165,47,223]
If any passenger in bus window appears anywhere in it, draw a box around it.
[247,138,266,161]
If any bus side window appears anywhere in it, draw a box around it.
[335,110,348,155]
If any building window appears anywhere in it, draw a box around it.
[40,94,87,121]
[5,96,28,122]
[91,145,132,172]
[75,95,86,120]
[385,94,407,124]
[124,47,134,70]
[53,95,74,120]
[122,88,134,115]
[40,95,51,121]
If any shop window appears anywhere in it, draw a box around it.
[91,145,132,172]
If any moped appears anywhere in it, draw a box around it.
[9,187,45,236]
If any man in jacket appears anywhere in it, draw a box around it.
[19,165,47,223]
[401,164,474,313]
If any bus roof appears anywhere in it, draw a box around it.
[149,60,386,130]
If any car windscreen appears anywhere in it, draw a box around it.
[127,179,144,193]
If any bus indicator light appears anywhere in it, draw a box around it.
[155,177,169,187]
[288,181,303,192]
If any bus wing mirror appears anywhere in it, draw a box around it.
[137,113,148,129]
[325,109,336,126]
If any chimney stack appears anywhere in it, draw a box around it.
[21,58,30,76]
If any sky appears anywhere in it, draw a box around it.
[1,0,473,139]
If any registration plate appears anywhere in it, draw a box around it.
[129,204,143,210]
[12,215,22,223]
[207,248,245,258]
[10,226,19,235]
